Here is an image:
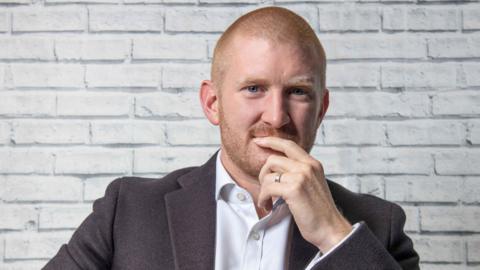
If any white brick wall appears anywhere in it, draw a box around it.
[0,1,478,268]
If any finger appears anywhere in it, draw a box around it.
[258,155,300,184]
[262,172,289,185]
[254,137,310,162]
[257,180,288,209]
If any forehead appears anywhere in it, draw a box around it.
[224,35,321,82]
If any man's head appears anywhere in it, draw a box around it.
[211,7,326,91]
[200,6,329,180]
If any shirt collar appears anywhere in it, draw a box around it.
[215,150,237,201]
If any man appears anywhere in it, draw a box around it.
[44,6,419,270]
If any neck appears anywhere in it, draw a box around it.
[219,149,270,218]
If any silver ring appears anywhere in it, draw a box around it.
[274,173,282,183]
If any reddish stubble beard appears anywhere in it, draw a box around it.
[218,106,318,179]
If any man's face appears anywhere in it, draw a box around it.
[216,35,327,179]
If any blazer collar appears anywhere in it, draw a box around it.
[164,151,339,270]
[164,152,217,270]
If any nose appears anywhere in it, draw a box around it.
[261,90,290,128]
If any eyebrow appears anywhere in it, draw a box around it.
[236,75,315,87]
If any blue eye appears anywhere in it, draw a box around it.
[247,86,259,93]
[290,88,306,95]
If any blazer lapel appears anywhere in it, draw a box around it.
[165,154,217,270]
[288,223,318,270]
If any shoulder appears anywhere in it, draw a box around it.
[103,166,199,201]
[327,180,405,245]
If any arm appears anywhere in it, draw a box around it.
[42,179,122,270]
[309,204,419,270]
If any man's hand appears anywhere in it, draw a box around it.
[254,136,353,253]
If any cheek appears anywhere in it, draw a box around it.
[229,98,263,123]
[289,104,319,127]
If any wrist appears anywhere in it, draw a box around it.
[315,216,352,253]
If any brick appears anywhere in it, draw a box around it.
[91,120,166,145]
[386,120,464,146]
[39,205,91,229]
[0,65,4,88]
[162,64,210,89]
[0,93,55,116]
[134,147,217,173]
[272,5,318,31]
[432,91,480,115]
[464,177,480,204]
[135,92,203,118]
[0,38,54,60]
[381,63,457,89]
[47,0,118,3]
[468,238,480,262]
[133,37,206,60]
[0,12,8,32]
[11,64,84,88]
[1,176,82,202]
[328,176,360,193]
[429,37,480,58]
[357,147,432,174]
[163,0,195,2]
[421,265,469,270]
[385,176,461,202]
[55,149,132,174]
[0,121,10,144]
[463,7,480,30]
[413,235,463,262]
[0,0,30,3]
[421,206,480,232]
[0,149,53,174]
[323,120,385,145]
[89,7,163,32]
[165,120,220,145]
[57,93,131,116]
[383,7,457,31]
[123,0,163,3]
[311,147,432,175]
[327,64,379,88]
[322,36,426,60]
[4,232,72,259]
[464,63,480,87]
[329,92,429,118]
[435,149,480,175]
[359,176,385,199]
[0,262,48,270]
[0,206,37,230]
[200,0,256,3]
[12,120,88,145]
[319,7,380,32]
[402,206,419,232]
[55,38,129,61]
[469,120,480,145]
[13,7,86,32]
[86,65,160,88]
[0,236,3,260]
[165,8,242,32]
[84,176,115,201]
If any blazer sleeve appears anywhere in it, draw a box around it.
[310,203,420,270]
[42,178,123,270]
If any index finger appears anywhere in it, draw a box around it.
[253,137,310,162]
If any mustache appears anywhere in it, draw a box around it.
[249,123,298,141]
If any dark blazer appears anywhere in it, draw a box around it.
[44,153,419,270]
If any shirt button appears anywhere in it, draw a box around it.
[236,193,246,202]
[251,232,260,241]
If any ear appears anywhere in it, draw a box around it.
[316,89,329,128]
[199,80,220,125]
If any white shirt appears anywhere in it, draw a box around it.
[214,153,359,270]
